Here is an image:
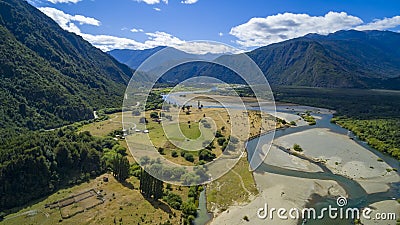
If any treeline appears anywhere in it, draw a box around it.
[0,126,122,211]
[333,118,400,159]
[270,86,400,119]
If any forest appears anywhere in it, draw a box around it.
[0,125,124,211]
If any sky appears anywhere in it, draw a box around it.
[28,0,400,54]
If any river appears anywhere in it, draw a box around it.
[163,91,399,225]
[246,112,399,225]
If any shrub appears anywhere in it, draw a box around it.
[215,130,223,138]
[217,137,226,146]
[150,112,159,118]
[158,147,165,155]
[184,153,194,162]
[163,192,182,210]
[293,144,303,152]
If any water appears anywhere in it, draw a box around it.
[193,189,213,225]
[247,113,400,225]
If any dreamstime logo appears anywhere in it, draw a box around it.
[336,196,347,207]
[257,196,397,221]
[122,41,276,185]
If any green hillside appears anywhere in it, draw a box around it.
[0,0,133,132]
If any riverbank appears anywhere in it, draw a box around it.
[273,128,400,194]
[210,172,346,225]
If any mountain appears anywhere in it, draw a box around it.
[156,30,400,89]
[109,46,167,70]
[109,46,222,71]
[248,30,400,88]
[0,0,134,131]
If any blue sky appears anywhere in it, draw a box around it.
[29,0,400,53]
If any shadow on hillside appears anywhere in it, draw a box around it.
[143,196,173,214]
[121,181,135,190]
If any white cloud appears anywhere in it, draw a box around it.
[230,11,363,48]
[130,28,144,32]
[153,7,161,11]
[135,0,168,5]
[145,31,185,46]
[355,16,400,31]
[181,0,198,4]
[218,32,223,37]
[48,0,82,3]
[80,33,146,50]
[230,12,400,48]
[39,7,100,34]
[143,31,239,54]
[39,7,239,54]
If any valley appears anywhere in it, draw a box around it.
[0,1,399,225]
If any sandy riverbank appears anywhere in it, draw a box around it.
[210,173,346,225]
[360,200,399,225]
[273,128,400,193]
[210,126,399,225]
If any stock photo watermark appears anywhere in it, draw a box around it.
[257,196,397,221]
[123,41,276,185]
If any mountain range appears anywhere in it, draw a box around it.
[108,46,222,71]
[1,0,400,134]
[111,30,400,89]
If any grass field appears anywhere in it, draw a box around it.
[1,175,188,225]
[207,156,258,213]
[79,113,122,137]
[127,106,235,166]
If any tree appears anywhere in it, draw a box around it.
[150,112,159,119]
[199,149,216,162]
[182,201,197,216]
[55,142,73,169]
[139,169,163,199]
[217,137,226,146]
[163,192,182,210]
[293,144,303,152]
[158,147,165,155]
[184,153,194,162]
[110,154,130,181]
[215,130,223,138]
